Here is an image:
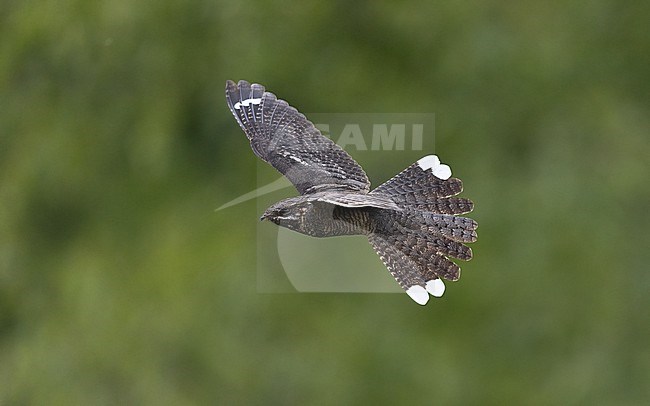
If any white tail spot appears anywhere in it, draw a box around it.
[425,279,445,297]
[417,155,452,180]
[406,285,429,305]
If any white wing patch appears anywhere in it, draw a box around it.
[280,151,307,165]
[417,155,452,180]
[234,98,262,110]
[288,155,306,164]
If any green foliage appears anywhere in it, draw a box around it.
[1,0,649,404]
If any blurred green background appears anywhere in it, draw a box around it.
[1,0,649,404]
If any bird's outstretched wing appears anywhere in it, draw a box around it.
[226,80,370,195]
[308,191,401,210]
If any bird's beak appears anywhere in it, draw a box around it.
[260,213,269,221]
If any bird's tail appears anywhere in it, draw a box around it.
[367,155,478,305]
[370,154,474,214]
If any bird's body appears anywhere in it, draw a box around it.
[264,198,377,237]
[226,80,477,305]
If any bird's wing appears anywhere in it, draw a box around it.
[226,80,370,195]
[308,191,401,210]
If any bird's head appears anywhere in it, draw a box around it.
[260,198,307,229]
[260,198,329,234]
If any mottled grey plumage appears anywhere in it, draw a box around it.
[226,80,478,305]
